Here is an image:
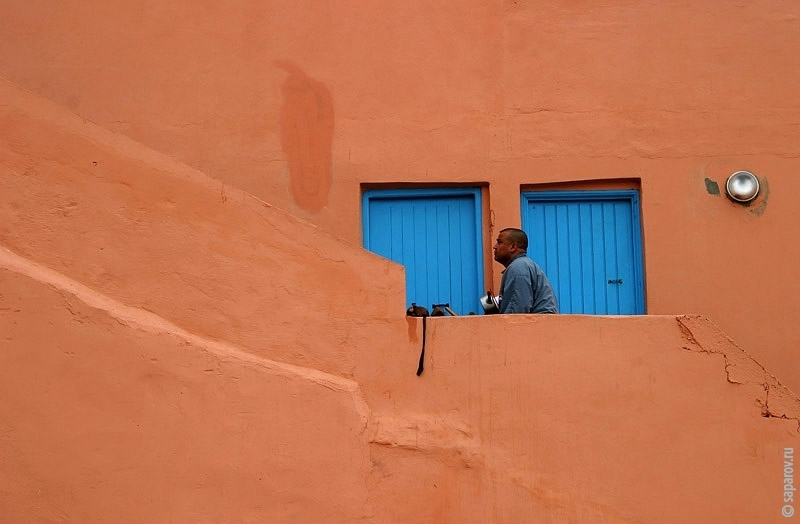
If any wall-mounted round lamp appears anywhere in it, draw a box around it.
[726,171,760,203]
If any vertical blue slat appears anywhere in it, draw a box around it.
[541,204,557,306]
[448,201,464,311]
[590,202,606,314]
[527,204,546,269]
[435,201,448,303]
[631,191,644,313]
[554,202,568,312]
[453,195,479,314]
[567,203,582,313]
[425,204,438,306]
[389,204,406,297]
[579,202,595,314]
[534,204,548,295]
[401,202,415,304]
[368,202,392,257]
[389,204,400,260]
[602,202,620,313]
[614,201,634,314]
[555,204,570,312]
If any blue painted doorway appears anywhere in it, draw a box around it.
[362,188,484,315]
[521,190,645,315]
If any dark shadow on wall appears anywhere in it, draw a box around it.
[275,60,334,214]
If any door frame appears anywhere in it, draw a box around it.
[520,189,646,314]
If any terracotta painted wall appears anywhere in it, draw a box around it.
[4,260,799,523]
[2,1,798,394]
[360,314,800,523]
[0,77,406,380]
[0,267,374,523]
[2,80,800,523]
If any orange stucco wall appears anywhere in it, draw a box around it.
[4,259,799,523]
[0,268,374,523]
[2,80,799,522]
[362,314,800,523]
[0,77,405,379]
[2,1,798,394]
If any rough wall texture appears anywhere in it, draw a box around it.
[364,314,800,523]
[1,80,799,523]
[2,1,798,394]
[0,78,406,379]
[0,266,374,523]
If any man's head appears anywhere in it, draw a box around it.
[493,228,528,267]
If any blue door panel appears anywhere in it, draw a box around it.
[522,190,645,315]
[363,189,484,315]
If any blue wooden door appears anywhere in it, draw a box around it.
[362,188,484,315]
[521,190,645,314]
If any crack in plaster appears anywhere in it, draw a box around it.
[0,245,371,428]
[676,315,800,431]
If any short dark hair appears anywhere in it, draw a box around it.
[500,228,528,250]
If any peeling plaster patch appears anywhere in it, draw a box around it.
[704,178,720,196]
[676,315,800,431]
[748,175,769,217]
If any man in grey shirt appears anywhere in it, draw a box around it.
[493,228,558,314]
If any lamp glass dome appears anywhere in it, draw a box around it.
[726,171,760,203]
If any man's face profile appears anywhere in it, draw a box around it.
[493,231,515,266]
